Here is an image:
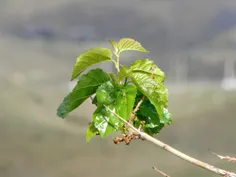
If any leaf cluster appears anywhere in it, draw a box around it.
[57,38,172,143]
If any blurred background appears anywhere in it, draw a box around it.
[0,0,236,177]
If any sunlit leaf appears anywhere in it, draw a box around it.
[116,84,137,120]
[93,105,120,138]
[129,59,165,82]
[96,81,119,106]
[109,40,118,54]
[86,122,99,142]
[117,66,129,81]
[162,107,172,125]
[127,59,168,120]
[93,82,137,138]
[71,48,113,80]
[117,38,149,54]
[57,69,110,118]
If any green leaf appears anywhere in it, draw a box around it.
[71,48,113,80]
[162,107,172,125]
[118,66,129,81]
[134,95,172,135]
[93,105,120,138]
[116,38,149,54]
[96,81,137,120]
[133,93,161,135]
[127,59,168,120]
[109,40,118,54]
[86,122,99,142]
[116,84,137,120]
[57,68,110,118]
[129,59,165,82]
[109,72,120,87]
[93,82,137,138]
[96,81,119,106]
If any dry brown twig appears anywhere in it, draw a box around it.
[104,105,236,177]
[152,167,170,177]
[210,150,236,163]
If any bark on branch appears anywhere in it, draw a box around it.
[104,105,236,177]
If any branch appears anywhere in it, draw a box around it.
[140,134,236,177]
[104,105,140,135]
[105,106,236,177]
[134,95,145,113]
[152,167,170,177]
[210,150,236,163]
[129,95,145,122]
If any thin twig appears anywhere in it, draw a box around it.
[106,106,236,177]
[129,95,145,122]
[134,95,145,113]
[210,150,236,163]
[103,105,140,135]
[152,167,170,177]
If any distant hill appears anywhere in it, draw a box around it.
[2,0,236,58]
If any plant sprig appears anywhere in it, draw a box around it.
[57,38,172,143]
[56,38,236,177]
